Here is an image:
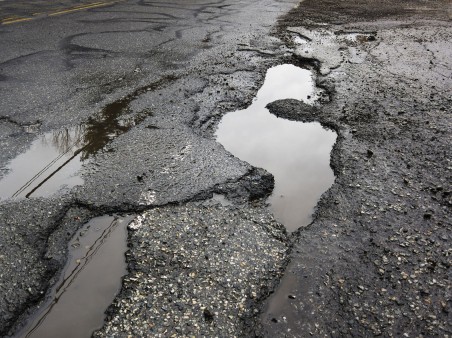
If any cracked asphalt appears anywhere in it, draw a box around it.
[0,0,298,336]
[257,1,452,336]
[0,0,451,337]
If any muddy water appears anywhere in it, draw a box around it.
[16,215,133,338]
[216,64,336,232]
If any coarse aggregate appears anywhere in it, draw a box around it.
[0,198,93,331]
[0,0,300,335]
[1,0,450,336]
[256,0,452,336]
[94,203,288,337]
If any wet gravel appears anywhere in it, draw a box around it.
[0,198,94,333]
[1,0,450,336]
[257,0,452,336]
[94,204,288,337]
[0,0,298,335]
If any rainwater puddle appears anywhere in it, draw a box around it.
[216,64,336,232]
[15,215,134,338]
[0,127,84,200]
[0,100,147,202]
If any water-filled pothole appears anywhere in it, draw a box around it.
[0,105,147,202]
[216,64,336,232]
[0,127,84,200]
[0,75,180,202]
[15,215,133,338]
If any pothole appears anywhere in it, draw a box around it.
[15,215,134,338]
[0,75,179,202]
[0,127,85,200]
[9,67,335,336]
[0,103,148,202]
[216,64,336,232]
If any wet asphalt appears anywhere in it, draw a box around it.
[0,0,298,336]
[257,1,452,336]
[1,0,451,337]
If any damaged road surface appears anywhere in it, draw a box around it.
[1,0,451,337]
[257,0,452,337]
[1,0,299,336]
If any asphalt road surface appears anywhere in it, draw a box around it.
[0,0,451,337]
[1,0,298,336]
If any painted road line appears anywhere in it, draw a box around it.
[0,0,121,25]
[2,17,33,24]
[48,1,118,16]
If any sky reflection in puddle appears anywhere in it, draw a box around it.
[216,64,336,231]
[16,215,132,338]
[0,127,84,201]
[0,102,147,201]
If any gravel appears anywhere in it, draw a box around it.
[257,0,452,336]
[94,204,289,337]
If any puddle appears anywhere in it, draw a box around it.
[0,127,84,200]
[260,261,300,326]
[260,258,317,334]
[0,104,147,202]
[216,64,336,232]
[216,65,336,331]
[0,75,180,202]
[15,215,134,338]
[81,99,148,161]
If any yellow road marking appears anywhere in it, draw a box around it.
[1,15,22,22]
[70,2,104,10]
[48,1,117,16]
[2,17,33,24]
[1,0,120,25]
